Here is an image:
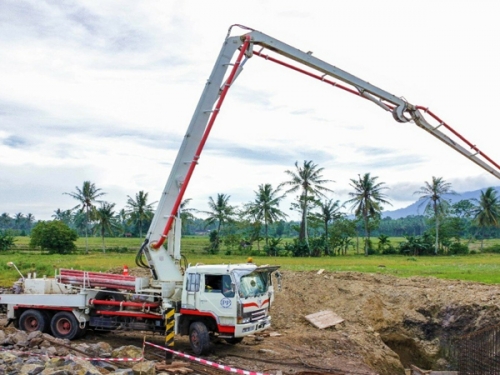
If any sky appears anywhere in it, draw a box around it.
[1,0,500,222]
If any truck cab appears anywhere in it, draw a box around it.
[178,263,279,354]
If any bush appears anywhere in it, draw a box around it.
[381,245,397,255]
[30,221,78,254]
[310,238,327,257]
[449,242,469,255]
[483,244,500,254]
[285,239,310,257]
[0,231,15,251]
[277,248,292,257]
[398,234,434,256]
[367,248,379,255]
[264,238,283,257]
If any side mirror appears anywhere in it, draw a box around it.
[274,271,282,292]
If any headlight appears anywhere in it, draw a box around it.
[237,317,251,324]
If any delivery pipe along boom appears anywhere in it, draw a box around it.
[140,25,500,284]
[250,43,500,179]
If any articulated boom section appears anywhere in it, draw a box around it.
[244,30,500,179]
[139,25,500,281]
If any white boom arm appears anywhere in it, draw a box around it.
[137,25,500,282]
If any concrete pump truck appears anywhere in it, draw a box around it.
[1,24,500,356]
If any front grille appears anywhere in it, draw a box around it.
[248,308,267,322]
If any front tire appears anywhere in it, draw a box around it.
[50,311,80,340]
[19,309,49,333]
[189,322,211,355]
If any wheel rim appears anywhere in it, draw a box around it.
[26,317,39,331]
[56,318,72,334]
[191,331,200,350]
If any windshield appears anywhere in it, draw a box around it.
[238,271,269,298]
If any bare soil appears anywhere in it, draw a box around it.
[4,269,500,375]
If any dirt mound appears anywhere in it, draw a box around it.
[268,270,500,374]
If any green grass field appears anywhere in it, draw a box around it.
[1,236,500,287]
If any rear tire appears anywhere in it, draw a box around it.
[19,309,49,333]
[189,322,211,355]
[75,323,87,339]
[50,311,80,340]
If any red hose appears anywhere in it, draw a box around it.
[253,49,500,174]
[151,35,253,249]
[90,299,160,309]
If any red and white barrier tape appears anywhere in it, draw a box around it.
[144,341,270,375]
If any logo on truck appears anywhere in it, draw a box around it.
[220,298,232,309]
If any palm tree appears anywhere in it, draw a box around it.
[346,173,391,256]
[73,211,87,235]
[201,194,236,254]
[243,184,287,246]
[472,187,500,251]
[65,181,106,253]
[202,193,236,233]
[0,213,11,229]
[94,202,119,253]
[14,213,24,229]
[52,209,73,226]
[24,213,35,234]
[125,191,156,238]
[52,209,65,220]
[279,160,333,247]
[314,199,344,255]
[414,176,455,255]
[116,208,130,237]
[179,198,196,235]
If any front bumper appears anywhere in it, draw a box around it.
[234,316,271,337]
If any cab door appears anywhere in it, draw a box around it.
[200,274,235,318]
[183,272,200,309]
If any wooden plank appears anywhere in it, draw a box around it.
[304,310,344,329]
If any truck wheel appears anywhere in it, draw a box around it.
[50,312,79,340]
[225,337,243,345]
[189,322,211,355]
[75,323,87,339]
[19,309,49,333]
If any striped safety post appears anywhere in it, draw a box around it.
[164,308,175,361]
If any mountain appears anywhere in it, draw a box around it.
[382,186,500,219]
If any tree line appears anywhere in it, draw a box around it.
[1,161,500,256]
